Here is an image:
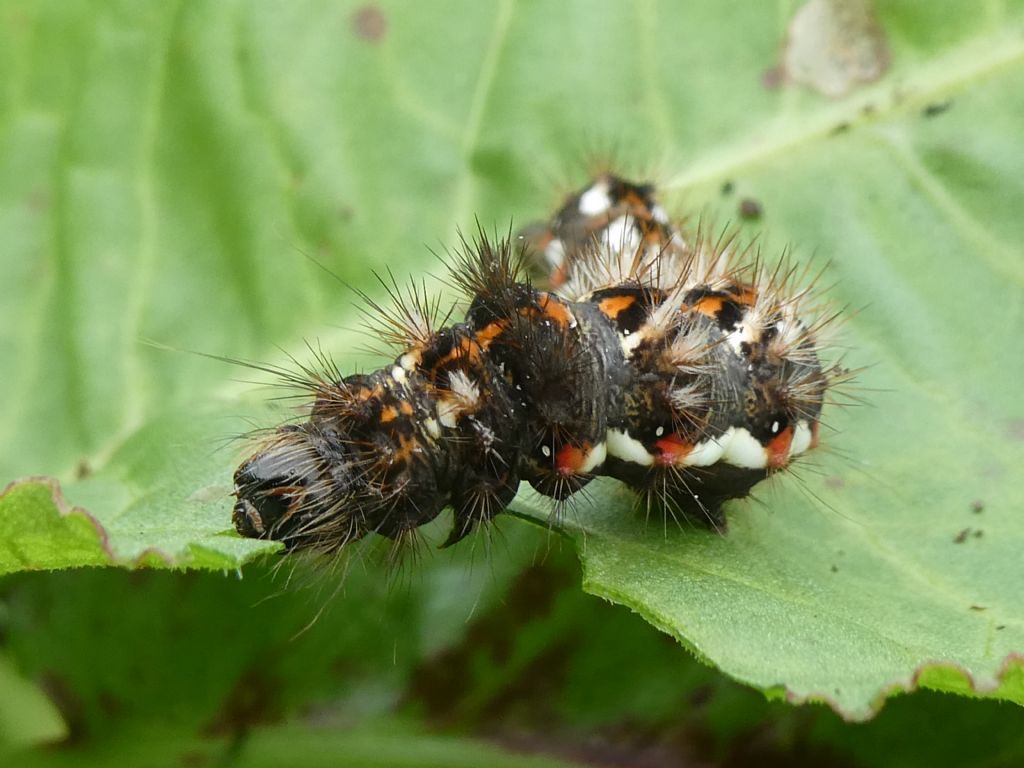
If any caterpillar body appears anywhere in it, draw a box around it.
[233,175,839,553]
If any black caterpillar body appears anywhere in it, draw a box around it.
[233,175,838,553]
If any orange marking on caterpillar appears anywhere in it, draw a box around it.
[550,264,568,288]
[555,442,590,476]
[597,294,637,320]
[380,405,399,423]
[356,384,383,401]
[691,296,726,318]
[767,425,794,469]
[654,433,692,466]
[439,337,484,366]
[536,293,574,327]
[472,321,507,349]
[727,283,758,306]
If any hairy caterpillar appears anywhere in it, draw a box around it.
[233,175,844,553]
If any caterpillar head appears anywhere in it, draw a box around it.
[233,371,449,552]
[233,423,359,551]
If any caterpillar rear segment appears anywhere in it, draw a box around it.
[234,177,837,554]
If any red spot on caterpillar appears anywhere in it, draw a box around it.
[655,433,692,466]
[767,425,794,469]
[555,442,590,475]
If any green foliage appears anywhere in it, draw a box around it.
[2,0,1024,762]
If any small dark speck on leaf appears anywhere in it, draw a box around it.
[352,4,387,42]
[997,625,1007,630]
[953,528,971,544]
[75,459,93,480]
[762,66,786,90]
[970,499,985,513]
[830,564,839,573]
[969,605,987,612]
[739,198,763,220]
[721,180,734,196]
[973,529,983,539]
[830,122,851,135]
[923,100,952,118]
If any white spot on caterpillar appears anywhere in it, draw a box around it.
[723,427,768,469]
[391,366,406,383]
[436,399,459,428]
[607,428,654,466]
[771,421,780,434]
[655,426,665,437]
[448,370,480,408]
[791,421,813,456]
[579,441,607,473]
[541,445,552,458]
[436,371,481,428]
[578,181,612,216]
[544,238,566,270]
[602,216,641,259]
[682,433,728,467]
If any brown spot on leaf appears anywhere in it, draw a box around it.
[970,499,985,513]
[953,528,970,544]
[780,0,889,97]
[352,4,387,42]
[761,65,786,90]
[739,198,763,220]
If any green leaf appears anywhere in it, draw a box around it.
[0,653,67,754]
[4,721,588,768]
[1,0,1023,719]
